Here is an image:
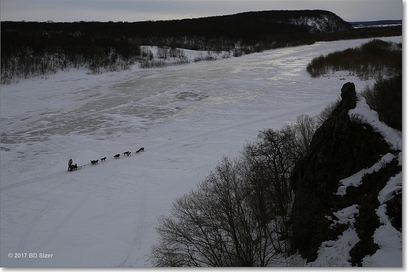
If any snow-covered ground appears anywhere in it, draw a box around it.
[0,36,402,268]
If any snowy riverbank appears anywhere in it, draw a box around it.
[0,36,402,268]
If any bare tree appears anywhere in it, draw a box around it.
[315,98,341,127]
[151,156,289,267]
[151,118,316,267]
[156,46,169,59]
[293,114,317,156]
[242,127,299,247]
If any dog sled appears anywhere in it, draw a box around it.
[66,147,144,172]
[67,159,82,172]
[67,164,82,172]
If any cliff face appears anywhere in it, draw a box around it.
[290,82,402,266]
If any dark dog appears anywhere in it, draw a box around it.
[91,159,99,165]
[123,151,131,156]
[101,157,106,162]
[70,163,78,171]
[114,154,120,159]
[136,147,145,153]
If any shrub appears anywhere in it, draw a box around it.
[139,59,168,69]
[362,73,402,131]
[306,39,402,80]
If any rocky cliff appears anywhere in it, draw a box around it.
[290,82,402,266]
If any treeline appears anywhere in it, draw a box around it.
[1,10,402,84]
[3,10,351,83]
[127,10,352,50]
[1,22,141,83]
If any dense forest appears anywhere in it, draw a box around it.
[1,10,402,83]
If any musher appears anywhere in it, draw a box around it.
[68,159,73,171]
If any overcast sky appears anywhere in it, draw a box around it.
[0,0,403,23]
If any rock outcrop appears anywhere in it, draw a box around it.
[289,82,401,265]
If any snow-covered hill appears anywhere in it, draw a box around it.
[0,36,402,268]
[286,12,352,33]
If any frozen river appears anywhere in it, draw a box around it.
[0,36,402,267]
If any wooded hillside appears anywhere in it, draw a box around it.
[1,10,402,83]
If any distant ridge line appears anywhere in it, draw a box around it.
[349,20,402,28]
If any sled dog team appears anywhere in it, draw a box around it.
[68,147,145,171]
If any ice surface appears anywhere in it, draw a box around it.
[0,36,402,268]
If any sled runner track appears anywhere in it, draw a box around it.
[15,178,95,262]
[24,189,94,267]
[1,164,86,191]
[118,172,147,267]
[1,148,144,192]
[1,172,65,191]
